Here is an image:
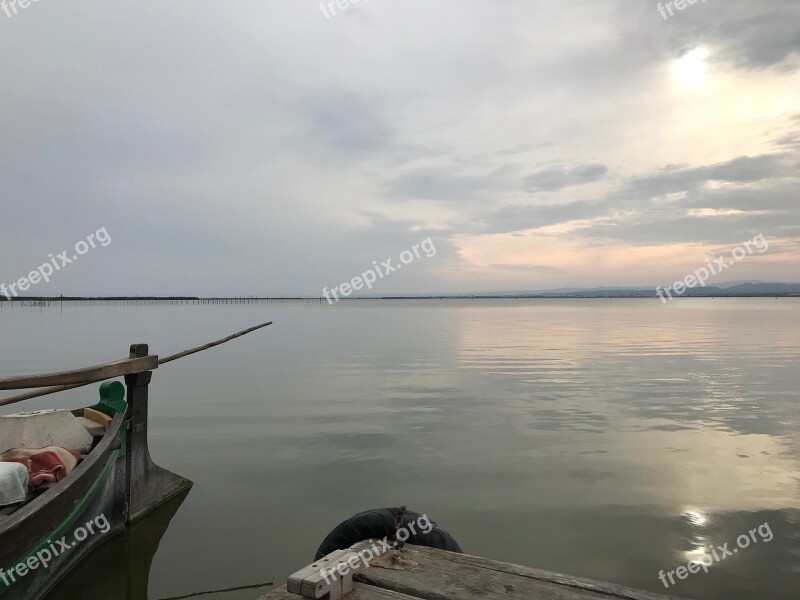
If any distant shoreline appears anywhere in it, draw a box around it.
[1,293,798,302]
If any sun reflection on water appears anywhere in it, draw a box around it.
[682,507,713,563]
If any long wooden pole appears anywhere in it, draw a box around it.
[0,382,89,407]
[158,321,273,365]
[0,321,273,408]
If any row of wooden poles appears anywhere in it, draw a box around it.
[0,298,324,306]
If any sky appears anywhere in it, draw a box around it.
[0,0,798,296]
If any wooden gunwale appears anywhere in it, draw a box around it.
[0,356,158,390]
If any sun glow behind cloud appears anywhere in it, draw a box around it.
[673,47,710,90]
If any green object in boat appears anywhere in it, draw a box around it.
[88,381,127,416]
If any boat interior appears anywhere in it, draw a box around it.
[0,406,116,519]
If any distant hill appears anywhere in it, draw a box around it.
[456,282,800,298]
[381,282,800,298]
[524,282,800,298]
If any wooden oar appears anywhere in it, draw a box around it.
[0,321,273,407]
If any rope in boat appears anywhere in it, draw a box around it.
[0,321,273,407]
[157,581,274,599]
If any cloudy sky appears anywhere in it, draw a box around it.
[0,0,798,296]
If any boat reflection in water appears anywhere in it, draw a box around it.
[48,488,190,600]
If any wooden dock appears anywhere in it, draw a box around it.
[259,542,690,600]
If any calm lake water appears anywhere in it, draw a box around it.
[1,299,798,600]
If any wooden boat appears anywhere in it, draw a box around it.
[0,321,272,600]
[0,322,271,600]
[0,345,192,600]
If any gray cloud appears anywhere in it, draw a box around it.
[577,212,800,246]
[629,154,792,196]
[670,1,800,70]
[386,167,509,201]
[0,0,797,294]
[478,148,800,245]
[294,88,394,158]
[482,201,604,234]
[525,163,608,192]
[386,160,608,203]
[682,183,799,212]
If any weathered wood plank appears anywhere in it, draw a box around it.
[400,546,692,600]
[350,544,692,600]
[0,355,158,390]
[258,583,420,600]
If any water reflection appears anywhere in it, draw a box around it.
[1,299,797,600]
[47,489,191,600]
[682,507,712,565]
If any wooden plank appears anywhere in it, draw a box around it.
[398,546,692,600]
[350,544,692,600]
[0,355,158,390]
[258,583,420,600]
[83,407,112,427]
